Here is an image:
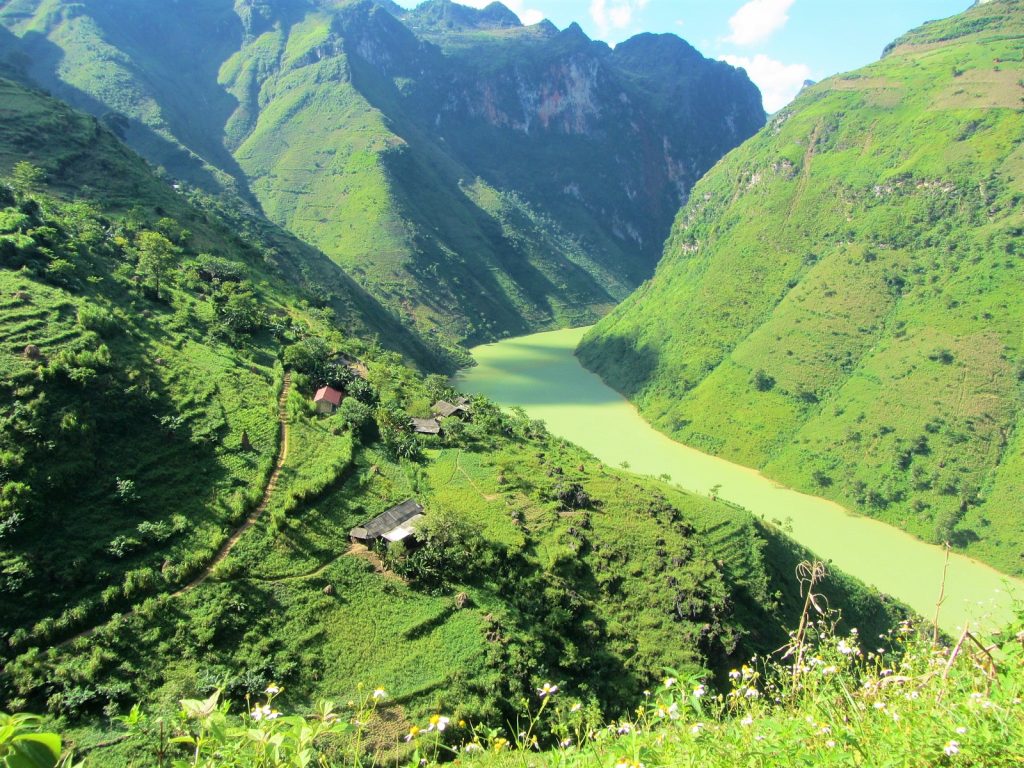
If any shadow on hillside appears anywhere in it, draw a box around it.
[0,297,242,645]
[750,523,910,647]
[11,27,256,201]
[574,331,660,398]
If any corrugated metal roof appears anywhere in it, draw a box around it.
[351,499,424,541]
[382,514,425,542]
[432,400,469,418]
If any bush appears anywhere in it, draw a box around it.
[392,508,491,592]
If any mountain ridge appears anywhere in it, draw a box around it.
[0,0,765,349]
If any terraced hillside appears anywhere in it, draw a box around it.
[579,0,1024,575]
[0,0,764,346]
[0,72,436,653]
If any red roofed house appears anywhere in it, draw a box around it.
[313,385,344,414]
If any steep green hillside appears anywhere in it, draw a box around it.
[0,74,904,765]
[579,0,1024,575]
[12,607,1020,767]
[0,0,764,346]
[0,72,441,651]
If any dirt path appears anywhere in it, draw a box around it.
[172,371,292,596]
[787,120,822,223]
[452,449,500,502]
[57,372,292,648]
[346,542,405,582]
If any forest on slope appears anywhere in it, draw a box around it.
[0,0,764,350]
[579,0,1024,576]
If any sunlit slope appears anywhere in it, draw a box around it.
[0,74,436,648]
[579,0,1024,575]
[0,0,764,347]
[223,3,628,344]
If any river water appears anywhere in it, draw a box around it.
[453,326,1021,635]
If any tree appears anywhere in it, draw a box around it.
[752,369,776,392]
[218,288,265,334]
[9,161,43,196]
[283,337,332,383]
[393,508,490,591]
[336,397,371,435]
[135,230,178,300]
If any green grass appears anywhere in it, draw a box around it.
[4,368,905,764]
[579,0,1024,576]
[8,596,1020,767]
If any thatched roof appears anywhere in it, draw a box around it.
[350,499,425,542]
[411,417,441,434]
[432,400,470,418]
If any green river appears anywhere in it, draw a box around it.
[453,326,1021,635]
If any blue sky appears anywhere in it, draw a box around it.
[394,0,973,111]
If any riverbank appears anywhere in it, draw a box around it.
[454,326,1021,634]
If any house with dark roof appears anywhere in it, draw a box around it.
[350,499,425,545]
[411,417,442,435]
[313,386,344,414]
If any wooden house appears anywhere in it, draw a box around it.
[313,386,344,414]
[350,499,425,545]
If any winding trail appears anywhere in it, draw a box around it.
[173,371,292,596]
[57,372,292,648]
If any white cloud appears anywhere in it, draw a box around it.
[458,0,546,26]
[724,0,794,46]
[721,53,811,112]
[589,0,649,38]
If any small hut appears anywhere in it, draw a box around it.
[432,400,471,420]
[350,499,425,545]
[411,417,442,435]
[313,386,344,414]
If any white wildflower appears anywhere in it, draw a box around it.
[372,688,387,700]
[425,715,449,732]
[538,682,559,698]
[944,740,960,756]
